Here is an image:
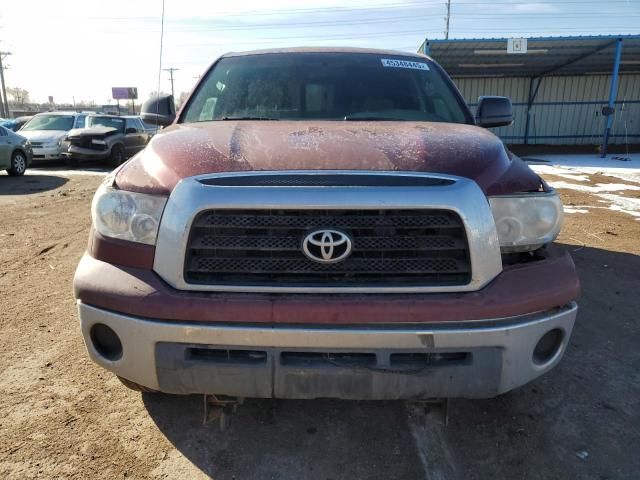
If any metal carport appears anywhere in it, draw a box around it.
[419,35,640,155]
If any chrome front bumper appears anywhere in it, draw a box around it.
[79,301,577,399]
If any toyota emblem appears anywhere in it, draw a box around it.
[302,229,352,264]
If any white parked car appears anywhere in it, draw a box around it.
[19,112,89,161]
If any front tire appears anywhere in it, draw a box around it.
[109,144,124,168]
[7,151,27,176]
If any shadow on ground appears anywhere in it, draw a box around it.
[0,174,68,195]
[30,159,110,170]
[143,395,425,479]
[142,244,640,480]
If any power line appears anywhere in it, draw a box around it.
[203,0,635,17]
[173,26,639,47]
[86,13,639,36]
[167,13,449,32]
[84,0,634,22]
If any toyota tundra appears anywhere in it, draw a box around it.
[74,48,579,400]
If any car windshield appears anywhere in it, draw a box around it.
[22,115,74,131]
[87,116,125,132]
[182,53,469,124]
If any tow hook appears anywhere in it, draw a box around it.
[203,394,244,430]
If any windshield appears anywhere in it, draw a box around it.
[87,116,125,132]
[182,53,469,124]
[22,115,75,131]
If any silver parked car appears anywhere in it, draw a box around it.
[0,126,33,176]
[19,112,88,161]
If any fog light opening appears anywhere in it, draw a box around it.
[90,323,123,361]
[533,328,564,365]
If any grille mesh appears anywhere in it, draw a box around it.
[184,209,471,287]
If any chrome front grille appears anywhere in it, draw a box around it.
[184,209,471,287]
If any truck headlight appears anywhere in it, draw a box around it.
[91,139,107,145]
[91,184,167,245]
[489,191,563,253]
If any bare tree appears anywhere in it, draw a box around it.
[6,87,30,105]
[176,91,189,108]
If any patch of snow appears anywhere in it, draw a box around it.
[563,207,589,214]
[597,194,640,219]
[548,181,640,193]
[529,153,640,184]
[531,165,590,182]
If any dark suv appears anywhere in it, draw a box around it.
[64,115,149,167]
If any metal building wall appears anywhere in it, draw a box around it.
[453,74,640,145]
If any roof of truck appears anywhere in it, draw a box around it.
[222,46,431,59]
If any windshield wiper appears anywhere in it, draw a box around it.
[220,116,279,121]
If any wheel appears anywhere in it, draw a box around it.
[117,376,157,393]
[7,151,27,176]
[109,144,124,167]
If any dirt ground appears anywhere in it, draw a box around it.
[0,163,639,479]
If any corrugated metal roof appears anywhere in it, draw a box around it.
[418,35,640,77]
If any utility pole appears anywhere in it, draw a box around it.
[0,51,11,118]
[444,0,451,40]
[163,67,179,99]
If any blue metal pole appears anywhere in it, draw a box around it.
[601,38,623,157]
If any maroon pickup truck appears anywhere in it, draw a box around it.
[74,48,579,399]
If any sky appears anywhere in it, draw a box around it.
[0,0,638,105]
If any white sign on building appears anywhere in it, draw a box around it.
[507,38,528,54]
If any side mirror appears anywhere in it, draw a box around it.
[475,96,513,128]
[141,94,176,127]
[125,127,137,134]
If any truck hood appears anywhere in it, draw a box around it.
[19,130,67,143]
[115,121,542,196]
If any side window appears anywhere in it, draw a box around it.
[125,119,138,132]
[135,118,145,131]
[74,115,86,128]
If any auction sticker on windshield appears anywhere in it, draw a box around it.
[381,59,429,70]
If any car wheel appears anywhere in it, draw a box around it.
[7,151,27,176]
[117,376,157,393]
[109,144,124,167]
